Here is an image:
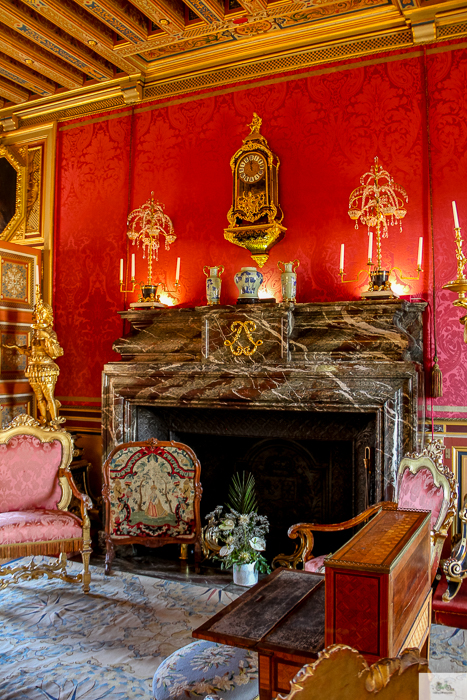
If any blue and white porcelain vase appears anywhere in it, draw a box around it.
[278,259,299,303]
[234,266,263,302]
[203,265,224,305]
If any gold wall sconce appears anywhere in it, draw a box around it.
[339,157,423,298]
[443,201,467,341]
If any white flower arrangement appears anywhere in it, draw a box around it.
[205,472,271,574]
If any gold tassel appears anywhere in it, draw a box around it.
[431,356,443,398]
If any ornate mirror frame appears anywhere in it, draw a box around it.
[0,144,27,242]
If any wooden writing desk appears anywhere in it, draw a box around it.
[193,509,432,699]
[193,567,325,700]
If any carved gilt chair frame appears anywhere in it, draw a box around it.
[280,645,428,700]
[0,414,92,592]
[442,492,467,601]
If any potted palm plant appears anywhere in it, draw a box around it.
[205,471,270,586]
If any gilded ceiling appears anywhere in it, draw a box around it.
[0,0,465,128]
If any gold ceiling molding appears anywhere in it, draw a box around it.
[16,28,415,131]
[2,22,467,132]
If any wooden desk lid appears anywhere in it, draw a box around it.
[325,509,430,573]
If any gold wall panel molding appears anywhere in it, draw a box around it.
[0,123,57,304]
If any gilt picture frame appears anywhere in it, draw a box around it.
[0,145,27,242]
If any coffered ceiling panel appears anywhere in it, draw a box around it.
[0,0,466,127]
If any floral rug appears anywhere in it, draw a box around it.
[0,558,464,699]
[0,557,237,700]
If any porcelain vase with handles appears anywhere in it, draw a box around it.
[277,259,300,302]
[232,562,258,587]
[203,265,224,305]
[234,267,263,302]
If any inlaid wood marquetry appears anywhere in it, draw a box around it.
[325,509,431,663]
[326,510,426,572]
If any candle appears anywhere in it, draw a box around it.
[175,257,181,282]
[119,258,124,283]
[417,237,423,268]
[368,232,373,261]
[452,201,460,229]
[340,244,344,271]
[131,254,135,280]
[35,264,39,284]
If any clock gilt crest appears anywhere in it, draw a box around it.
[224,114,286,268]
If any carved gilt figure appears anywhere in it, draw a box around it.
[4,292,64,426]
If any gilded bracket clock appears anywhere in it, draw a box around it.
[224,114,286,268]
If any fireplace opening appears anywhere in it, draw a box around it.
[135,406,377,561]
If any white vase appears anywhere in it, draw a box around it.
[232,562,258,587]
[278,259,300,303]
[203,265,224,305]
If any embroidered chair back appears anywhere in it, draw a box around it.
[0,420,74,513]
[103,439,202,570]
[397,440,457,581]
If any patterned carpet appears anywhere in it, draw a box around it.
[0,558,465,698]
[0,558,237,699]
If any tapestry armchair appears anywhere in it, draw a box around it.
[103,438,203,574]
[273,440,457,583]
[0,414,92,592]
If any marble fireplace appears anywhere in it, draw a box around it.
[103,300,426,556]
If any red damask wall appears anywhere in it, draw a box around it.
[54,42,467,418]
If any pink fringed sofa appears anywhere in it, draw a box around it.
[273,440,457,584]
[0,414,92,592]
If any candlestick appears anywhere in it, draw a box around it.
[340,244,344,272]
[119,258,124,283]
[131,254,135,280]
[368,232,373,262]
[175,257,181,282]
[417,237,423,269]
[453,201,460,229]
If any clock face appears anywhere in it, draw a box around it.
[238,153,265,183]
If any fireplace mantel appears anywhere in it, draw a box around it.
[103,300,426,503]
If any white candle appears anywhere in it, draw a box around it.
[452,201,460,229]
[417,237,423,268]
[131,254,135,280]
[340,244,344,271]
[368,232,373,261]
[175,257,181,281]
[119,258,124,283]
[35,264,39,284]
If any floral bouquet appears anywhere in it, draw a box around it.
[205,472,271,574]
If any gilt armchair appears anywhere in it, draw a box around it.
[273,440,457,583]
[103,438,203,574]
[278,645,428,700]
[432,492,467,627]
[0,414,92,592]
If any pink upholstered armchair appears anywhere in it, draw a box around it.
[273,440,457,584]
[0,414,92,592]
